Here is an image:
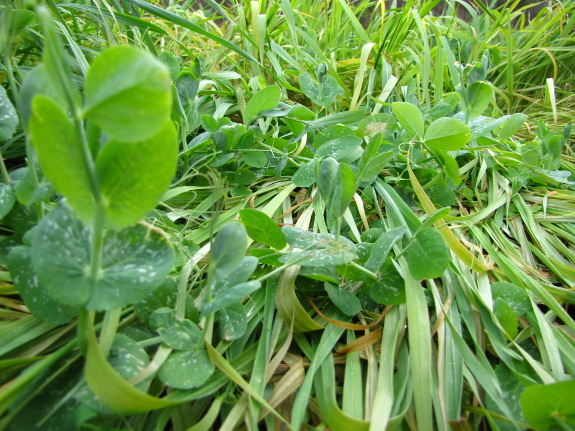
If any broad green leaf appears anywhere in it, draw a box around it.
[29,95,94,222]
[406,228,450,280]
[357,135,394,185]
[491,282,531,316]
[219,303,247,341]
[391,102,424,139]
[86,327,180,413]
[211,222,248,280]
[292,161,317,187]
[215,256,258,292]
[159,347,214,389]
[521,380,575,429]
[364,227,407,273]
[325,283,361,316]
[424,118,471,151]
[317,157,338,207]
[176,71,200,110]
[299,71,344,107]
[239,209,286,249]
[499,113,528,140]
[465,81,493,117]
[0,183,15,219]
[281,226,358,267]
[31,205,174,310]
[493,298,518,338]
[242,150,268,168]
[317,158,356,224]
[244,85,281,124]
[158,51,180,81]
[235,169,257,186]
[436,149,461,186]
[95,121,178,229]
[84,45,172,142]
[150,307,202,350]
[135,278,180,324]
[369,259,405,305]
[315,136,363,162]
[0,86,18,141]
[8,246,77,324]
[201,280,261,317]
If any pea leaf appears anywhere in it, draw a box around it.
[214,256,258,292]
[211,222,248,281]
[369,259,406,305]
[8,246,77,324]
[325,282,361,316]
[424,118,471,151]
[299,71,344,107]
[406,228,450,280]
[357,135,394,185]
[499,113,528,140]
[150,307,202,350]
[239,209,286,250]
[95,121,178,229]
[465,81,493,118]
[364,226,407,273]
[491,282,531,316]
[0,183,15,219]
[242,151,268,168]
[493,298,518,338]
[292,161,317,187]
[200,280,261,317]
[29,95,94,222]
[317,158,356,224]
[0,86,18,141]
[84,45,172,142]
[392,101,424,139]
[31,205,174,310]
[521,380,575,429]
[159,346,214,389]
[280,226,357,267]
[244,85,281,124]
[235,169,257,186]
[219,303,247,341]
[314,136,363,162]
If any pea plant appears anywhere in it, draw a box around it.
[7,3,177,388]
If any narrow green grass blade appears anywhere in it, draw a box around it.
[123,0,259,63]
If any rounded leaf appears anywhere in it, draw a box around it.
[406,228,450,280]
[8,246,77,324]
[31,205,174,310]
[521,380,575,429]
[29,95,95,222]
[159,347,215,389]
[239,209,286,250]
[391,101,424,139]
[84,45,172,142]
[95,121,178,229]
[424,118,471,151]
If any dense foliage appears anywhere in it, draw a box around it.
[1,0,574,430]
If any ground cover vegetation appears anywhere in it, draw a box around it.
[0,0,574,429]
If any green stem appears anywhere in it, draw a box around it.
[99,308,122,357]
[77,308,93,356]
[349,261,378,280]
[0,150,10,185]
[553,416,573,431]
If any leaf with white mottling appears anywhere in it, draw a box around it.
[150,307,202,350]
[31,205,174,310]
[8,246,77,324]
[0,86,19,141]
[219,303,247,341]
[201,280,261,317]
[0,183,15,219]
[159,346,214,389]
[280,226,357,267]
